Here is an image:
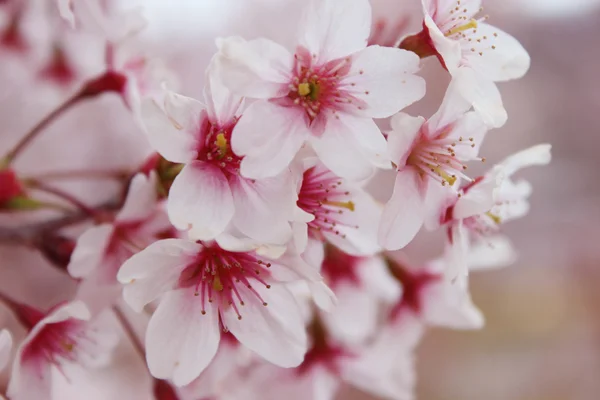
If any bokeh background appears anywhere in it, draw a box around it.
[2,0,599,399]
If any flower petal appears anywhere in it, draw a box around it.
[67,224,114,278]
[0,330,12,372]
[233,102,310,179]
[204,60,243,126]
[298,0,371,62]
[311,113,390,181]
[422,280,484,329]
[378,168,426,250]
[118,239,201,312]
[167,161,235,240]
[116,172,158,223]
[498,144,552,178]
[454,166,504,220]
[346,46,425,118]
[388,113,425,168]
[224,284,307,368]
[216,36,293,99]
[146,289,221,387]
[467,235,517,270]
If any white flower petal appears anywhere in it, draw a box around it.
[0,330,13,372]
[116,172,158,223]
[167,161,235,240]
[298,0,371,62]
[422,280,484,329]
[498,143,552,178]
[146,289,221,387]
[388,113,425,168]
[67,224,114,278]
[216,36,293,99]
[379,169,426,250]
[204,61,243,126]
[224,284,307,368]
[346,46,425,118]
[454,166,504,220]
[467,235,517,270]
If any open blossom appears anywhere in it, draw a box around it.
[7,301,118,400]
[293,158,382,256]
[442,144,552,280]
[67,172,170,288]
[379,78,489,250]
[117,237,325,386]
[140,70,298,244]
[215,0,425,181]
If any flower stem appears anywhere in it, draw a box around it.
[113,305,145,358]
[28,181,98,217]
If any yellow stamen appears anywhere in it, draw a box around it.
[215,133,228,159]
[62,342,74,352]
[298,82,311,96]
[486,212,502,225]
[324,200,355,211]
[212,275,224,291]
[445,19,478,37]
[431,166,457,186]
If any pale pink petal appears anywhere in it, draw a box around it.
[204,62,243,126]
[116,172,158,223]
[325,282,379,344]
[379,169,426,250]
[117,239,201,312]
[424,11,462,72]
[57,0,75,28]
[224,284,307,368]
[229,172,296,245]
[0,330,12,372]
[233,102,310,179]
[346,46,425,118]
[453,166,504,219]
[216,36,293,99]
[461,22,530,82]
[422,281,484,329]
[311,113,390,181]
[388,113,425,169]
[446,111,488,160]
[298,0,371,62]
[358,257,402,303]
[308,281,337,312]
[67,224,114,278]
[139,93,201,163]
[467,235,517,270]
[445,220,469,282]
[8,358,52,400]
[426,74,476,131]
[451,67,507,128]
[498,144,552,177]
[146,289,221,387]
[167,161,235,240]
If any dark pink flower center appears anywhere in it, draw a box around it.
[283,47,365,122]
[386,258,439,319]
[297,166,358,242]
[178,243,272,322]
[321,245,363,288]
[197,117,242,178]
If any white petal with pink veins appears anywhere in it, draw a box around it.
[146,289,221,387]
[204,62,243,127]
[379,168,426,250]
[388,113,425,168]
[0,330,12,372]
[67,224,114,279]
[346,46,425,118]
[297,0,371,63]
[311,114,389,181]
[167,161,235,240]
[461,22,530,82]
[229,173,296,245]
[216,37,293,99]
[450,67,507,128]
[234,102,310,179]
[224,284,307,368]
[139,93,201,164]
[116,172,158,223]
[118,239,201,312]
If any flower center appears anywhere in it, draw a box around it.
[23,320,88,368]
[178,243,272,323]
[406,131,483,187]
[297,166,358,241]
[199,120,242,177]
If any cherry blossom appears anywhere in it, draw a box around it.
[442,144,551,280]
[118,237,325,386]
[215,0,425,181]
[7,301,118,400]
[379,77,489,250]
[0,329,12,372]
[67,172,170,306]
[140,70,299,244]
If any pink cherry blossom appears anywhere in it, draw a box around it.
[67,172,170,305]
[140,70,299,244]
[215,0,425,181]
[117,237,325,386]
[442,144,551,280]
[7,301,119,400]
[379,78,489,250]
[293,158,382,256]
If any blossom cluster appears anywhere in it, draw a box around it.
[0,0,550,399]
